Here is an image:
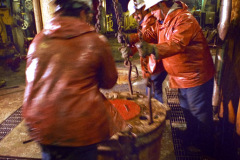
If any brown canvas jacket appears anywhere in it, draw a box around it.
[23,16,126,147]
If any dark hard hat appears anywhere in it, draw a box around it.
[53,0,92,10]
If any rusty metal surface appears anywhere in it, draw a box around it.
[99,91,166,160]
[147,79,153,124]
[125,60,134,95]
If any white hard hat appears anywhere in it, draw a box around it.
[144,0,169,10]
[128,0,145,16]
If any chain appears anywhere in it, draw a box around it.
[133,0,150,77]
[112,0,127,45]
[95,0,102,33]
[133,0,143,41]
[133,0,153,122]
[112,0,138,95]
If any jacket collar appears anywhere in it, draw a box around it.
[43,16,95,39]
[162,1,188,27]
[139,13,153,26]
[143,12,153,23]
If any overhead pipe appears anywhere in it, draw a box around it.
[212,47,224,108]
[218,0,232,41]
[201,0,207,12]
[32,0,43,33]
[212,0,232,107]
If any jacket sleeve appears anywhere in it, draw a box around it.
[141,16,158,44]
[128,16,158,45]
[125,33,139,57]
[128,16,158,57]
[156,14,201,58]
[128,33,140,45]
[98,35,118,89]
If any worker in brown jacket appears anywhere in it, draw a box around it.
[22,0,126,159]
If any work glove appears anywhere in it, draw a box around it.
[119,46,132,59]
[117,32,129,44]
[144,77,152,88]
[135,41,159,59]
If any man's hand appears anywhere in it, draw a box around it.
[143,77,152,88]
[117,32,128,44]
[135,41,159,59]
[119,46,132,59]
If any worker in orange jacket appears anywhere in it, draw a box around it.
[118,0,167,103]
[136,0,216,157]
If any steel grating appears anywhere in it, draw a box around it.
[166,88,204,160]
[0,106,23,141]
[0,156,40,160]
[0,107,42,160]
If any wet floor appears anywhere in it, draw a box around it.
[0,34,175,160]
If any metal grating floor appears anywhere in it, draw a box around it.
[0,156,40,160]
[0,106,41,160]
[166,88,203,160]
[0,106,23,141]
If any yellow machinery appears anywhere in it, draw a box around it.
[0,8,13,45]
[106,11,138,33]
[0,8,14,57]
[0,8,21,72]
